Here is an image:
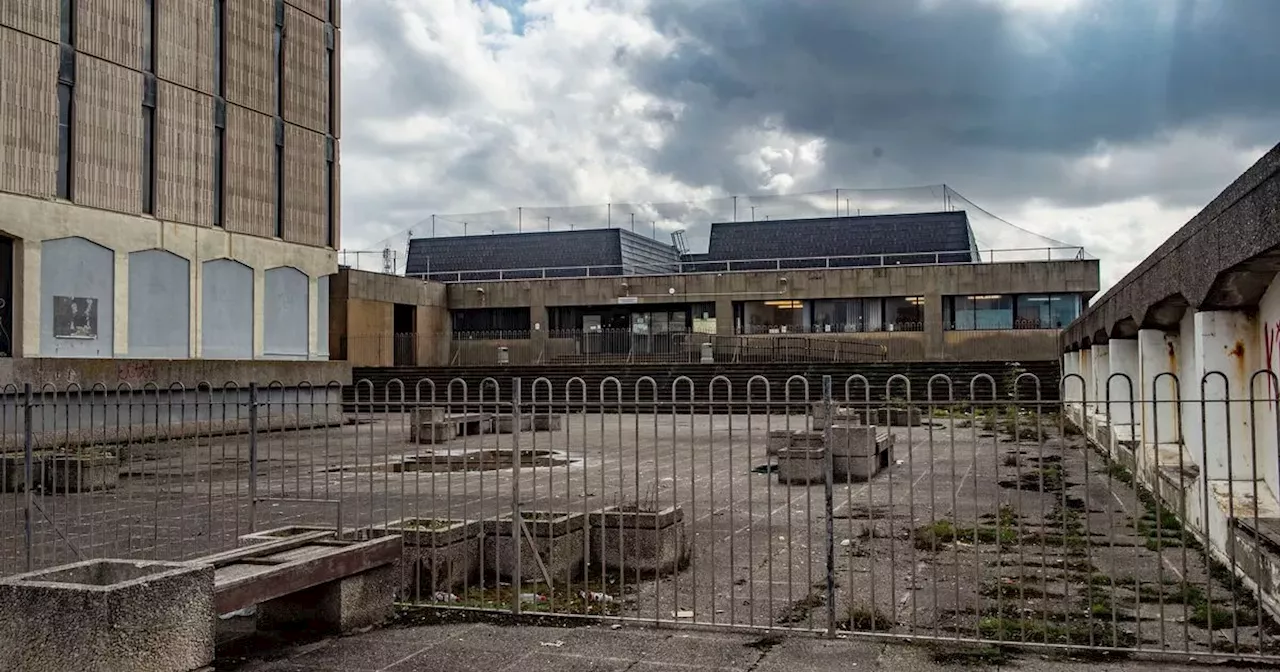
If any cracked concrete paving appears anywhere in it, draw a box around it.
[215,622,1265,672]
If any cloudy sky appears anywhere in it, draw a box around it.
[338,0,1280,290]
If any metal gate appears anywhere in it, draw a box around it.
[2,372,1279,662]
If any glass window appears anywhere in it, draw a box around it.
[452,308,531,337]
[1015,295,1050,329]
[812,299,869,332]
[214,126,225,227]
[947,295,1013,330]
[142,105,155,214]
[56,82,73,199]
[1013,294,1080,329]
[740,300,805,334]
[1048,294,1080,328]
[884,297,924,331]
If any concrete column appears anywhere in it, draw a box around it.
[923,290,944,360]
[1078,347,1094,411]
[1106,338,1139,428]
[1062,350,1081,403]
[529,301,548,355]
[715,297,734,336]
[1194,310,1259,481]
[1091,344,1110,419]
[1137,328,1181,446]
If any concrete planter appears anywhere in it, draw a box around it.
[0,453,42,493]
[589,505,689,576]
[777,447,827,484]
[766,430,794,456]
[46,451,119,493]
[829,424,894,481]
[410,408,457,444]
[0,559,214,672]
[371,518,482,597]
[483,511,587,583]
[788,430,826,448]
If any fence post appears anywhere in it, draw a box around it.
[510,377,523,615]
[248,382,259,533]
[822,375,836,637]
[22,383,34,572]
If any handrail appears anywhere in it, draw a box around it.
[406,246,1090,282]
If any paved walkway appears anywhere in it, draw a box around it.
[216,620,1262,672]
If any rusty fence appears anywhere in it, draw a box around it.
[2,372,1280,661]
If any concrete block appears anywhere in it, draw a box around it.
[777,447,826,484]
[412,421,457,444]
[0,453,41,493]
[766,430,794,456]
[238,525,343,543]
[483,511,587,583]
[532,414,562,431]
[829,424,878,457]
[45,451,119,493]
[257,563,398,634]
[589,505,689,576]
[788,430,825,448]
[371,518,482,598]
[0,559,214,672]
[410,407,455,444]
[493,414,533,433]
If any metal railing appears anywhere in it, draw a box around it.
[410,246,1091,282]
[3,371,1279,662]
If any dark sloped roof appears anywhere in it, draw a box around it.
[705,211,977,263]
[406,229,626,279]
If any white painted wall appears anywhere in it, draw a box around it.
[39,237,114,358]
[128,249,191,358]
[202,259,254,360]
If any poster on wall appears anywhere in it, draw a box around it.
[53,296,98,339]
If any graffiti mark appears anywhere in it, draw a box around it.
[1265,321,1280,404]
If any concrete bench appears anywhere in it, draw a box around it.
[206,529,402,633]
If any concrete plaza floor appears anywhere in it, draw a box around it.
[214,620,1266,672]
[3,405,1276,659]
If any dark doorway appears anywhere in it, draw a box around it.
[0,236,11,356]
[393,303,417,366]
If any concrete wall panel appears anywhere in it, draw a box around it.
[316,273,329,357]
[73,54,143,215]
[224,103,274,237]
[76,0,142,70]
[39,237,114,357]
[283,123,325,246]
[0,0,59,42]
[285,0,327,22]
[264,266,308,358]
[155,83,214,227]
[128,249,190,358]
[331,23,340,138]
[282,6,327,133]
[201,258,253,358]
[224,0,274,115]
[0,27,57,198]
[0,190,337,357]
[343,298,392,366]
[158,0,215,94]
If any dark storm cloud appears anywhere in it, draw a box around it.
[632,0,1280,208]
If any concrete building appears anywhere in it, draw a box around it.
[0,0,340,365]
[1060,141,1280,616]
[366,211,1100,366]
